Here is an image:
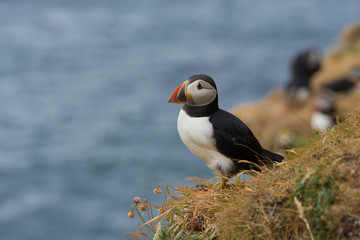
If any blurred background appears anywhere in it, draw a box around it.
[0,0,359,239]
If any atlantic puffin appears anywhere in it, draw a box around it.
[321,66,360,93]
[310,93,336,131]
[284,49,322,107]
[169,74,284,187]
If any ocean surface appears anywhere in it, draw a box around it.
[0,0,358,239]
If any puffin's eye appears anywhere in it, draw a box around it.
[197,83,203,90]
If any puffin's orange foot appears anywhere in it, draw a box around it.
[216,177,228,189]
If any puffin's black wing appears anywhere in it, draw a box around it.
[209,109,283,172]
[322,78,355,93]
[209,109,262,159]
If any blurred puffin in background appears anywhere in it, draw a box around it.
[284,48,322,109]
[310,93,336,131]
[321,66,360,93]
[169,74,284,188]
[311,65,360,131]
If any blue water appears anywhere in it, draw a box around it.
[0,1,358,239]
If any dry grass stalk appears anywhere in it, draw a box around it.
[294,197,314,240]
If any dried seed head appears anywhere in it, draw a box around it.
[139,203,146,211]
[128,208,135,218]
[153,188,162,195]
[139,199,147,211]
[153,184,162,195]
[133,197,141,204]
[158,207,165,214]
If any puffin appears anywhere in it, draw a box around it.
[168,74,284,188]
[310,93,336,131]
[284,49,322,107]
[321,66,360,93]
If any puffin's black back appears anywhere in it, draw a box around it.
[323,78,355,93]
[209,109,283,174]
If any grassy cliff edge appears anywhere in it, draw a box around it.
[157,113,360,239]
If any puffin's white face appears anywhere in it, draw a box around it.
[168,78,217,106]
[186,79,217,106]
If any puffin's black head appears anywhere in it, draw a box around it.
[291,48,321,76]
[168,74,218,106]
[188,74,217,90]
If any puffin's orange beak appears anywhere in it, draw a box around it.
[168,80,191,104]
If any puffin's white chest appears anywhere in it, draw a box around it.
[177,109,235,173]
[311,111,333,131]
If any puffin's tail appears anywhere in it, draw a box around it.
[262,149,284,163]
